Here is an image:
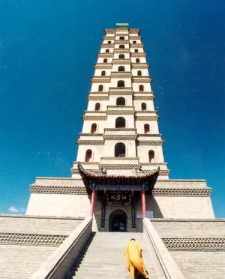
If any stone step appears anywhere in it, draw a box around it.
[76,269,127,274]
[78,262,125,266]
[77,267,126,272]
[80,255,125,259]
[75,274,129,278]
[70,232,162,279]
[74,276,129,279]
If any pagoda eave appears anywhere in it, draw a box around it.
[77,162,159,192]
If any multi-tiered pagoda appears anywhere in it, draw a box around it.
[27,23,214,232]
[0,24,224,279]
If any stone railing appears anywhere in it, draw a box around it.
[143,218,185,279]
[31,217,92,279]
[163,237,225,250]
[0,232,67,246]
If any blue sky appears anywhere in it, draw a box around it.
[0,0,224,216]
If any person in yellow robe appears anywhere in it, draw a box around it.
[124,238,149,279]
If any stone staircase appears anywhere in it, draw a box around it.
[71,232,167,279]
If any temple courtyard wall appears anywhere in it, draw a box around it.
[171,251,225,279]
[0,215,83,279]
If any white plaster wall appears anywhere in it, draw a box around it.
[131,57,146,63]
[132,82,152,92]
[94,69,111,76]
[115,35,128,40]
[130,47,144,53]
[105,114,135,129]
[130,39,141,44]
[100,48,114,54]
[112,64,130,72]
[136,123,151,134]
[82,120,105,134]
[137,145,164,163]
[111,77,131,88]
[77,144,104,162]
[136,120,159,134]
[105,34,115,38]
[114,52,130,59]
[26,193,91,218]
[103,139,137,158]
[131,69,149,76]
[116,30,128,35]
[133,100,154,111]
[109,94,133,106]
[154,196,215,218]
[91,83,110,92]
[115,43,129,49]
[87,100,108,111]
[97,57,113,64]
[103,39,114,44]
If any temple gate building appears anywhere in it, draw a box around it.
[0,24,225,279]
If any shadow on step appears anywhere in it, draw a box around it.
[65,232,95,279]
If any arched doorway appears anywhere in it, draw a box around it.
[109,209,127,232]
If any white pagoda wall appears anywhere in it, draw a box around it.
[26,193,91,218]
[109,95,133,106]
[136,120,159,134]
[154,196,215,218]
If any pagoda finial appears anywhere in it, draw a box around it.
[116,23,129,27]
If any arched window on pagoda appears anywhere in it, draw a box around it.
[134,49,138,53]
[103,58,107,63]
[106,49,109,53]
[119,45,125,49]
[115,142,126,157]
[141,102,147,111]
[117,80,125,88]
[98,84,103,91]
[95,103,100,111]
[116,97,125,106]
[144,124,150,133]
[118,66,125,72]
[119,54,125,59]
[139,84,144,91]
[148,150,155,162]
[85,149,92,162]
[133,41,137,44]
[91,123,97,134]
[101,70,106,76]
[119,36,125,40]
[136,58,140,63]
[115,117,126,128]
[137,70,142,76]
[108,41,111,44]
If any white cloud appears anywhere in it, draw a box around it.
[8,206,19,213]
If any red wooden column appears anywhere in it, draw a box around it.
[141,190,146,218]
[90,190,96,217]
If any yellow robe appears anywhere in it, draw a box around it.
[124,240,149,279]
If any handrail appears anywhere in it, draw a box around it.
[32,217,92,279]
[143,218,185,279]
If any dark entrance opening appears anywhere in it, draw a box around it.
[109,209,127,232]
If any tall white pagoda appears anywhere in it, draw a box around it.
[0,24,224,279]
[27,23,214,232]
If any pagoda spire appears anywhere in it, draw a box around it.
[72,24,168,179]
